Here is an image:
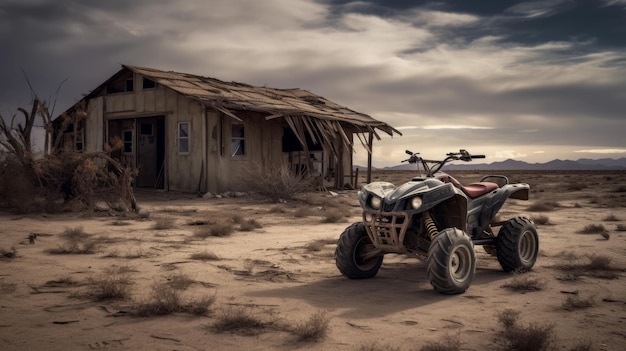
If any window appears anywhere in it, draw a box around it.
[231,123,245,156]
[178,122,190,154]
[125,78,134,92]
[123,130,133,154]
[142,77,156,89]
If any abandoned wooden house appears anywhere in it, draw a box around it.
[55,64,400,193]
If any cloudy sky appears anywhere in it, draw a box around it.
[1,0,625,167]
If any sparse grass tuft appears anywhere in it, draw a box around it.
[616,224,626,231]
[231,214,243,224]
[291,311,330,342]
[321,211,346,223]
[190,250,220,261]
[293,206,309,218]
[569,340,593,351]
[357,344,402,351]
[110,220,131,226]
[420,334,461,351]
[531,215,551,225]
[194,223,234,238]
[0,281,17,294]
[87,270,132,301]
[166,272,195,290]
[497,309,554,351]
[61,226,91,241]
[132,282,215,316]
[526,201,560,212]
[502,275,545,292]
[0,246,17,259]
[304,238,336,252]
[268,205,286,214]
[562,295,595,310]
[152,217,176,230]
[239,219,263,232]
[602,213,620,221]
[578,224,606,234]
[613,185,626,193]
[47,240,97,255]
[212,306,270,335]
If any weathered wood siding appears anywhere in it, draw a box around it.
[85,97,104,152]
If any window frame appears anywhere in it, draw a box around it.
[122,129,133,154]
[178,122,190,154]
[231,122,245,157]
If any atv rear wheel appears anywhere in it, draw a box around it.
[496,217,539,272]
[335,222,383,279]
[426,228,476,294]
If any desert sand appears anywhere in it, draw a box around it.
[1,170,625,351]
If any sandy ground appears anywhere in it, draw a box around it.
[1,171,625,351]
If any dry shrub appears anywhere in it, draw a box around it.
[166,272,195,290]
[152,217,176,230]
[195,223,235,238]
[247,163,313,202]
[132,282,215,316]
[562,295,595,310]
[502,275,545,292]
[190,250,220,261]
[616,224,626,231]
[321,211,346,223]
[268,205,286,214]
[0,150,136,214]
[239,219,263,232]
[0,246,17,259]
[291,311,330,342]
[531,215,551,225]
[578,224,606,234]
[87,270,132,301]
[497,309,554,351]
[526,201,560,212]
[602,213,620,221]
[212,306,271,335]
[358,344,402,351]
[0,281,17,294]
[420,334,461,351]
[293,206,309,218]
[47,226,96,254]
[304,238,336,252]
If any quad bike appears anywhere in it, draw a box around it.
[335,149,539,294]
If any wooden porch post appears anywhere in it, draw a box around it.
[367,131,373,184]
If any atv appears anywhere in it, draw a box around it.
[335,149,538,294]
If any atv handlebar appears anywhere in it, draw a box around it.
[404,149,486,176]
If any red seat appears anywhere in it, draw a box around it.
[461,182,499,199]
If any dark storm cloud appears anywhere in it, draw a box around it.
[1,0,625,163]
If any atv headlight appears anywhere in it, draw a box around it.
[369,196,382,210]
[410,196,423,209]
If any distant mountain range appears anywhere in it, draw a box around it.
[363,157,626,171]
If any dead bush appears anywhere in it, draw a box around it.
[562,295,595,310]
[420,334,461,351]
[531,215,551,225]
[87,271,132,301]
[321,211,346,223]
[152,217,176,230]
[602,213,620,221]
[578,224,606,234]
[190,250,220,261]
[304,238,336,252]
[239,219,263,232]
[616,224,626,231]
[496,309,554,351]
[0,246,17,259]
[502,275,545,292]
[526,201,560,212]
[132,282,215,317]
[212,306,272,335]
[247,163,313,202]
[291,311,330,342]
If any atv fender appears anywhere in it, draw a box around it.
[477,183,530,231]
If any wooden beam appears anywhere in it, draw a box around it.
[367,132,373,184]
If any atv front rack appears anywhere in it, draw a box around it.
[362,210,410,254]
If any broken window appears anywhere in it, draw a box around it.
[142,77,156,89]
[123,130,133,154]
[178,122,190,154]
[231,123,245,156]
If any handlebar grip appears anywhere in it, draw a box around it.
[472,155,486,159]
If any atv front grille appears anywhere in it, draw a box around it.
[362,210,410,253]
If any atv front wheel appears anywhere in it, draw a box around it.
[426,228,476,294]
[335,222,383,279]
[496,217,539,272]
